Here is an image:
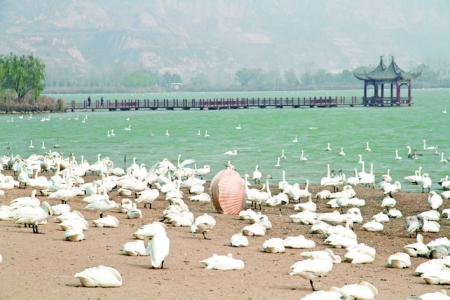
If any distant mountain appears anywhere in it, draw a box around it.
[1,0,449,86]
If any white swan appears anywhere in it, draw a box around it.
[41,141,45,149]
[204,130,209,137]
[300,150,307,161]
[165,129,170,136]
[230,232,248,247]
[82,198,116,218]
[92,215,120,227]
[64,228,84,242]
[290,257,334,291]
[403,234,429,257]
[325,143,331,151]
[190,213,216,239]
[344,246,376,264]
[262,237,285,253]
[300,248,341,263]
[135,188,159,208]
[281,149,287,159]
[292,135,298,142]
[338,147,345,156]
[126,203,143,219]
[340,281,378,300]
[440,152,447,164]
[422,173,432,192]
[245,174,272,210]
[144,230,170,269]
[283,235,315,249]
[359,163,375,188]
[443,108,447,114]
[346,168,360,186]
[132,222,166,240]
[294,192,316,212]
[200,253,244,270]
[241,222,266,236]
[428,191,443,210]
[422,217,440,233]
[29,140,34,148]
[301,287,350,300]
[124,125,131,131]
[423,139,437,150]
[395,149,402,160]
[365,141,371,152]
[275,157,281,167]
[236,124,241,130]
[123,240,148,256]
[75,265,122,287]
[14,201,52,233]
[386,208,402,218]
[421,268,450,285]
[252,165,262,184]
[197,129,201,136]
[405,166,422,185]
[224,149,237,155]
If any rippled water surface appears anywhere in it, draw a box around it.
[1,88,448,192]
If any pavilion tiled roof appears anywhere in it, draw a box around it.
[354,56,421,81]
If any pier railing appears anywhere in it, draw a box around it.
[70,95,413,111]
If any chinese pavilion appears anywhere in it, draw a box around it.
[353,56,421,106]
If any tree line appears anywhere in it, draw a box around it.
[44,62,450,93]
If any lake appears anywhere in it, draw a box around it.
[1,88,448,192]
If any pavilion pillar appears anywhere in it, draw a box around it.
[390,83,394,99]
[364,82,367,100]
[396,83,400,99]
[408,82,412,99]
[374,83,378,98]
[381,83,384,100]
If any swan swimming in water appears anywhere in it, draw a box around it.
[124,125,131,131]
[365,141,371,152]
[165,129,170,136]
[224,149,237,156]
[300,150,307,161]
[293,135,298,142]
[423,139,437,150]
[275,157,281,167]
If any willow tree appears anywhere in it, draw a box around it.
[0,53,46,102]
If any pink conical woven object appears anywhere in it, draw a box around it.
[210,169,245,215]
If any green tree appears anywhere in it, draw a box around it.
[158,71,182,88]
[123,71,157,88]
[0,53,46,102]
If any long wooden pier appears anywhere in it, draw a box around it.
[70,96,413,111]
